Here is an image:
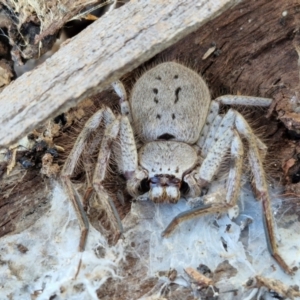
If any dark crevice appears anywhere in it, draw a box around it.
[157,133,175,140]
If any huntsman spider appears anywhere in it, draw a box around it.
[61,62,294,275]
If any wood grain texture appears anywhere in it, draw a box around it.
[0,0,238,147]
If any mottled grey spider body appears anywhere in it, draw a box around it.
[131,62,210,144]
[129,63,209,204]
[62,62,294,275]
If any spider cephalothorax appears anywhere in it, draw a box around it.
[139,141,198,203]
[61,62,294,275]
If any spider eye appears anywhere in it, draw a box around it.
[180,181,189,194]
[139,178,150,193]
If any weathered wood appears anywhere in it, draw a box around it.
[0,0,237,147]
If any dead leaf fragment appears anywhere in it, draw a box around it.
[253,275,300,300]
[283,158,296,176]
[184,267,213,287]
[202,45,216,60]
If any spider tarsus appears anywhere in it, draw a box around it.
[79,227,89,252]
[273,254,295,276]
[161,220,178,238]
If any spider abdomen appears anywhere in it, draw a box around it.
[130,62,211,144]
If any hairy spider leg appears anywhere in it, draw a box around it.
[235,113,294,275]
[166,94,293,275]
[163,131,243,235]
[61,107,120,251]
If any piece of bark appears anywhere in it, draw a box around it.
[0,0,238,147]
[250,276,300,299]
[0,167,50,237]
